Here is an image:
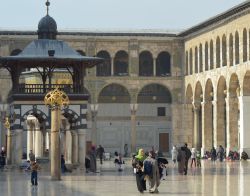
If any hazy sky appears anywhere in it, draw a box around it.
[0,0,245,31]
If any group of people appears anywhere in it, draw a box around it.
[132,148,168,194]
[85,145,105,173]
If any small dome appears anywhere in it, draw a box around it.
[37,15,57,40]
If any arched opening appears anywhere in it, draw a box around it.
[114,50,129,76]
[210,40,214,69]
[195,47,198,73]
[229,34,234,66]
[204,79,214,151]
[216,76,227,148]
[199,44,203,72]
[139,51,153,76]
[216,37,221,68]
[222,35,227,66]
[243,29,247,62]
[205,42,208,71]
[96,50,111,76]
[185,51,189,75]
[235,31,239,65]
[156,51,171,76]
[189,48,193,74]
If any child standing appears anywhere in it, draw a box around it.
[196,151,201,167]
[190,148,196,168]
[31,161,41,186]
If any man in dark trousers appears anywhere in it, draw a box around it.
[97,145,105,164]
[183,143,191,175]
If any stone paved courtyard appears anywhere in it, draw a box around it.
[0,159,250,196]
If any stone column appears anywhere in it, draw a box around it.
[35,121,43,158]
[27,125,33,160]
[6,127,12,165]
[65,129,72,164]
[72,130,79,164]
[15,129,23,164]
[90,104,98,145]
[192,104,200,149]
[50,106,61,180]
[239,96,250,155]
[111,57,114,76]
[130,104,138,153]
[78,129,86,169]
[153,58,156,76]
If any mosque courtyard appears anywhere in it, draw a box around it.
[0,159,249,196]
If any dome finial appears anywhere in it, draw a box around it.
[45,0,50,15]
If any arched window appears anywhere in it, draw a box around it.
[205,42,208,71]
[114,50,129,76]
[139,51,153,76]
[216,37,220,68]
[195,47,198,73]
[76,50,86,56]
[210,40,214,69]
[98,84,130,103]
[199,44,203,72]
[229,34,234,66]
[189,48,193,74]
[96,51,111,76]
[243,29,247,62]
[156,51,171,76]
[222,35,227,66]
[185,51,189,75]
[138,84,172,103]
[235,31,239,64]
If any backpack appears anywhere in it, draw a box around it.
[144,160,153,176]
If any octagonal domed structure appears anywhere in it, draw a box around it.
[38,15,57,40]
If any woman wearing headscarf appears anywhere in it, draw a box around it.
[133,149,146,193]
[177,147,186,174]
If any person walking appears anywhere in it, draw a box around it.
[211,147,217,162]
[171,145,177,166]
[144,150,160,193]
[177,147,186,174]
[97,145,105,165]
[88,145,97,172]
[124,144,128,157]
[29,150,35,162]
[133,149,146,193]
[190,148,196,168]
[183,143,191,175]
[30,161,41,187]
[217,145,224,162]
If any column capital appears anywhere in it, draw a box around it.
[192,101,201,110]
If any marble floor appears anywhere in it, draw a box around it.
[0,160,250,196]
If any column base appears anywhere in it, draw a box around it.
[201,147,206,157]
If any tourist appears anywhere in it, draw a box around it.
[30,161,41,187]
[177,147,186,174]
[211,147,217,162]
[190,148,196,168]
[217,145,224,162]
[124,144,128,157]
[88,145,97,172]
[29,150,35,162]
[133,148,146,193]
[171,145,177,166]
[0,147,6,169]
[196,151,201,167]
[183,143,191,175]
[97,145,105,165]
[144,150,160,193]
[61,155,67,173]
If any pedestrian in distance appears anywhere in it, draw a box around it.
[97,145,105,165]
[183,143,191,175]
[30,161,41,187]
[190,148,196,168]
[172,145,177,166]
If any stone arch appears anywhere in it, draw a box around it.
[216,76,227,148]
[199,44,203,72]
[156,51,171,76]
[139,51,153,76]
[216,36,221,68]
[185,84,193,104]
[194,81,203,103]
[185,51,189,75]
[96,50,111,76]
[235,31,240,65]
[205,42,209,71]
[10,49,22,56]
[194,47,198,73]
[98,83,130,103]
[210,40,214,69]
[229,34,234,66]
[62,109,80,127]
[114,50,129,76]
[189,48,193,74]
[243,28,248,62]
[222,34,227,66]
[243,71,250,96]
[76,50,86,56]
[137,83,172,103]
[205,79,213,102]
[22,109,48,127]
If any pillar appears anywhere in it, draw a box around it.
[130,104,138,153]
[111,57,114,76]
[239,96,250,155]
[193,105,200,149]
[91,109,98,145]
[72,130,78,164]
[15,129,23,164]
[153,58,156,76]
[35,124,43,158]
[51,106,61,180]
[78,129,86,169]
[27,125,33,160]
[6,127,12,165]
[65,130,72,164]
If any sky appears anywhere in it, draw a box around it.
[0,0,245,32]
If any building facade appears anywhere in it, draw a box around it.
[0,1,250,162]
